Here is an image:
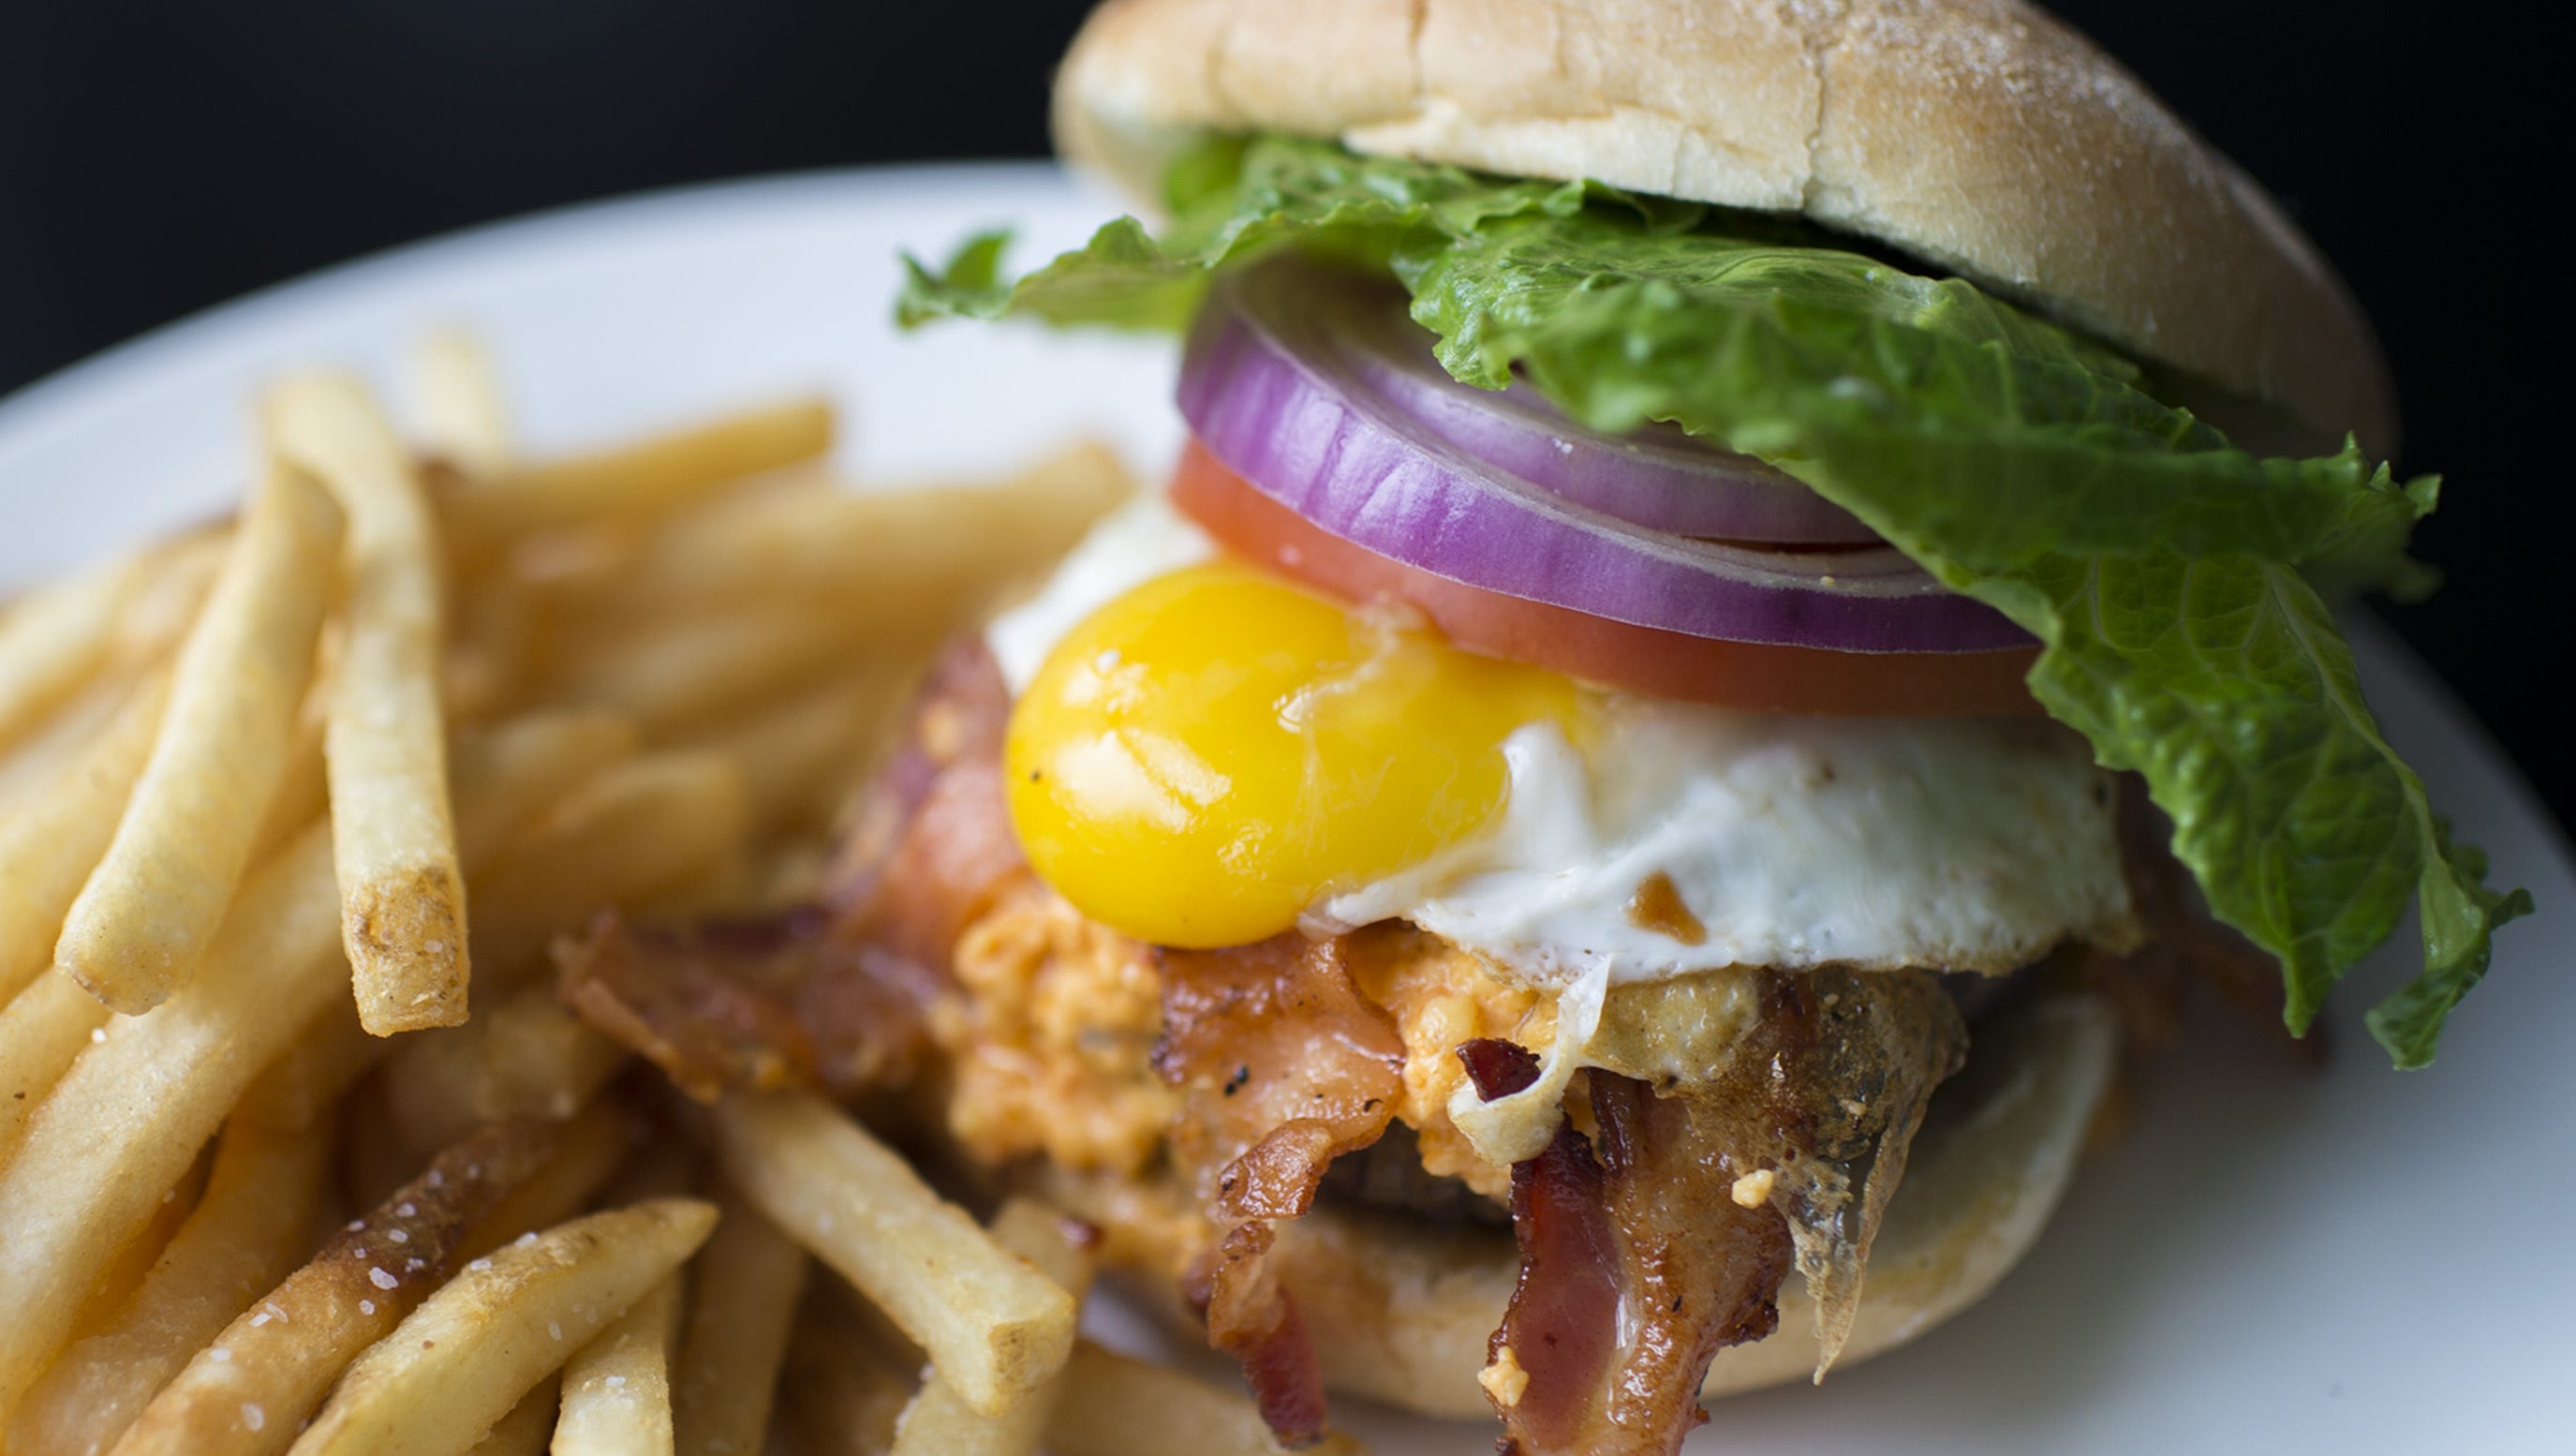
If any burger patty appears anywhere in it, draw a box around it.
[1320,1123,1512,1228]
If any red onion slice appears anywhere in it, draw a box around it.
[1177,259,2030,656]
[1319,273,1882,545]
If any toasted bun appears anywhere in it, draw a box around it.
[1056,0,2393,453]
[1083,992,2120,1416]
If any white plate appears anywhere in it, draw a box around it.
[4,165,2569,1454]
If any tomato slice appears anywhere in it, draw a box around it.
[1171,439,2042,717]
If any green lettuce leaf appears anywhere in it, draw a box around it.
[900,135,2528,1066]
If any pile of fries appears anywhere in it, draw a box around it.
[0,334,1364,1456]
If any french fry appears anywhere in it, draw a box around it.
[9,1115,333,1456]
[53,468,344,1013]
[0,672,168,1002]
[1045,1342,1371,1456]
[0,671,140,818]
[0,547,147,753]
[76,1146,215,1344]
[0,729,610,1420]
[413,330,514,481]
[282,1198,718,1456]
[466,749,750,992]
[109,529,234,668]
[557,441,1128,628]
[111,1115,593,1456]
[551,1271,682,1456]
[709,1092,1076,1417]
[443,399,834,556]
[249,713,331,867]
[777,1285,917,1456]
[386,752,745,1155]
[672,1191,807,1456]
[445,585,534,723]
[447,710,644,863]
[889,1199,1100,1456]
[471,987,629,1124]
[453,1100,632,1262]
[267,372,470,1034]
[0,973,111,1171]
[464,1375,558,1456]
[688,672,905,837]
[0,827,336,1420]
[533,605,926,739]
[232,709,642,1145]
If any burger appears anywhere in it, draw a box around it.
[570,2,2529,1451]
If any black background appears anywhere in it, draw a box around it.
[3,4,2565,828]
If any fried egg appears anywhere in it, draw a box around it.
[991,492,2134,986]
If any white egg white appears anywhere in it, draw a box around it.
[991,492,2135,987]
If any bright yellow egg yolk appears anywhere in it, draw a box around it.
[1004,561,1589,948]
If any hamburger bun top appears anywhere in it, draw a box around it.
[1055,0,2394,453]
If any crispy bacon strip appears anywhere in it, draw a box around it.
[1155,934,1405,1446]
[560,639,1018,1098]
[815,637,1024,963]
[1721,969,1963,1370]
[559,909,940,1098]
[1461,1041,1795,1456]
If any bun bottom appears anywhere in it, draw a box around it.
[1095,993,2120,1419]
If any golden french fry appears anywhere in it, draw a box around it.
[890,1199,1100,1456]
[446,710,644,863]
[466,749,750,993]
[53,468,344,1013]
[251,709,331,864]
[283,1199,718,1456]
[445,399,835,555]
[75,1147,214,1345]
[1046,1342,1370,1456]
[266,372,469,1034]
[560,441,1128,627]
[0,672,139,819]
[710,1092,1075,1417]
[108,529,234,669]
[0,687,202,1159]
[551,1271,682,1456]
[0,827,337,1420]
[111,1115,596,1456]
[0,973,111,1171]
[672,1191,807,1456]
[0,548,148,753]
[385,751,742,1158]
[471,984,628,1125]
[412,330,514,481]
[0,672,168,1003]
[9,1115,333,1456]
[688,672,906,838]
[0,729,606,1420]
[532,605,928,739]
[463,1375,557,1456]
[444,584,534,723]
[234,708,644,1145]
[453,1100,633,1264]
